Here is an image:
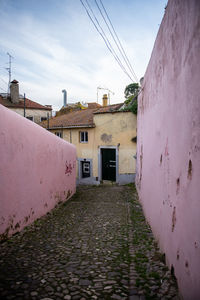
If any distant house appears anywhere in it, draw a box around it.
[0,80,52,123]
[40,94,137,185]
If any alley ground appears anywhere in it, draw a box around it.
[0,185,180,300]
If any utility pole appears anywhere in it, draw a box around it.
[6,52,14,94]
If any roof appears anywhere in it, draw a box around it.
[87,102,102,109]
[93,103,124,114]
[0,95,52,111]
[39,103,126,129]
[40,108,97,129]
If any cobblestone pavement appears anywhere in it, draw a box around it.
[0,185,180,300]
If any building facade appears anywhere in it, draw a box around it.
[41,102,137,185]
[0,80,52,123]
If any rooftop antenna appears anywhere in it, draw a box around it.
[6,52,14,94]
[97,87,114,105]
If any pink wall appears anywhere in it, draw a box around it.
[136,0,200,299]
[0,105,76,240]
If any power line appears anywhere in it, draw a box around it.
[82,0,134,82]
[0,77,7,86]
[80,0,136,82]
[95,0,138,82]
[0,86,7,92]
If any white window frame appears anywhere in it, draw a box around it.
[26,116,34,122]
[80,131,88,143]
[55,132,62,138]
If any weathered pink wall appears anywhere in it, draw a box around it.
[136,0,200,299]
[0,105,76,240]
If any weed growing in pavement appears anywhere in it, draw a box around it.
[127,183,179,299]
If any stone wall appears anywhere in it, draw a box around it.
[136,0,200,299]
[0,104,76,240]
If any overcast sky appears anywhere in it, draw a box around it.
[0,0,166,110]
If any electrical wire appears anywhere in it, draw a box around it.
[80,0,136,82]
[82,0,134,82]
[95,0,138,82]
[0,77,7,86]
[0,86,7,92]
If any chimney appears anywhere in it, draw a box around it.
[62,89,67,107]
[102,94,108,106]
[10,80,19,103]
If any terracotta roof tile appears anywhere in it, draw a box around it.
[93,103,123,114]
[39,103,125,129]
[87,102,102,109]
[40,108,96,129]
[0,95,52,110]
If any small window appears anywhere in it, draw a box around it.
[41,117,47,122]
[55,132,62,138]
[80,131,88,143]
[26,116,33,121]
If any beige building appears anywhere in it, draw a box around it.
[40,98,137,185]
[0,80,52,123]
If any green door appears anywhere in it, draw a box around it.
[102,149,116,181]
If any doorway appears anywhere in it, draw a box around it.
[101,148,116,181]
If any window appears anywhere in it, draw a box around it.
[41,117,47,122]
[80,131,88,143]
[26,116,33,121]
[55,132,62,138]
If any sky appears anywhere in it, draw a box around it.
[0,0,166,110]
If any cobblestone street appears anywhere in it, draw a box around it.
[0,185,180,300]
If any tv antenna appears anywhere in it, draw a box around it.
[6,52,14,94]
[97,87,114,104]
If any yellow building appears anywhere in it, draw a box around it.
[0,80,52,123]
[41,100,137,185]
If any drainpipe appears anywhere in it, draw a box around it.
[23,93,26,117]
[47,113,49,130]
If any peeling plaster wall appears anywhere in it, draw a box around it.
[0,105,76,241]
[136,0,200,299]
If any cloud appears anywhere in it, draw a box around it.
[0,0,166,110]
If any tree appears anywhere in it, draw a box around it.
[123,83,139,115]
[124,83,139,99]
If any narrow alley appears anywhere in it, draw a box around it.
[0,185,179,300]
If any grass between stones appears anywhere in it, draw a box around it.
[126,184,179,300]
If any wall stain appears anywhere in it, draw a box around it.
[187,159,192,179]
[185,260,189,268]
[14,222,20,230]
[160,154,163,165]
[66,190,72,200]
[172,206,176,232]
[165,138,169,156]
[101,133,112,143]
[65,161,73,175]
[176,177,180,194]
[139,145,143,182]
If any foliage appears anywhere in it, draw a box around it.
[123,83,139,115]
[124,83,139,99]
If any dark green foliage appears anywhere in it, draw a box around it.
[124,83,139,99]
[123,83,139,115]
[130,99,137,114]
